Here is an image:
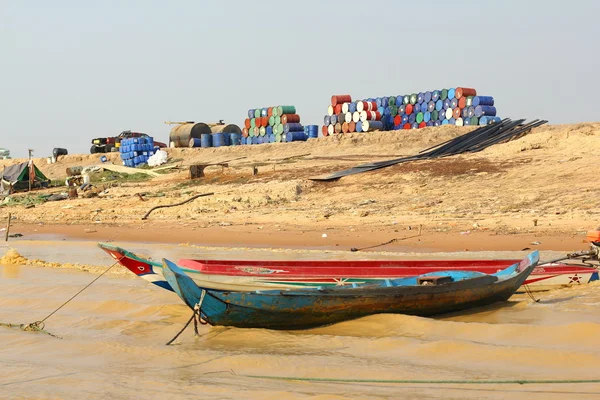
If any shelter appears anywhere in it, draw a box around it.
[1,161,50,195]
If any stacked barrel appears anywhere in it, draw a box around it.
[241,106,310,145]
[322,89,501,135]
[120,136,157,167]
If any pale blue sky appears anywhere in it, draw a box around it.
[1,0,597,158]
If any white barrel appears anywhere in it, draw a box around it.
[455,118,464,126]
[359,111,367,122]
[342,103,349,114]
[362,120,370,132]
[368,111,381,121]
[445,108,453,119]
[356,101,364,112]
[352,111,360,123]
[345,112,352,123]
[327,105,334,116]
[327,124,334,135]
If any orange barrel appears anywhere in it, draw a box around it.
[244,118,251,129]
[267,107,273,117]
[455,87,477,99]
[342,122,349,133]
[321,125,328,136]
[331,94,352,106]
[458,97,467,109]
[334,123,342,133]
[242,127,249,137]
[327,124,334,135]
[263,116,270,127]
[281,114,301,124]
[452,107,462,119]
[334,104,342,114]
[352,111,360,123]
[348,121,356,132]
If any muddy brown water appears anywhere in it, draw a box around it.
[1,241,600,399]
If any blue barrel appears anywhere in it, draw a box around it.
[411,122,419,129]
[443,99,451,109]
[467,106,476,118]
[395,96,403,107]
[284,123,303,134]
[229,133,241,146]
[402,115,409,124]
[475,105,497,117]
[473,96,494,106]
[256,135,263,144]
[434,120,441,127]
[384,107,391,116]
[424,112,431,122]
[448,88,456,99]
[479,116,494,125]
[398,104,406,114]
[375,98,382,108]
[462,108,469,119]
[349,102,357,113]
[432,90,440,102]
[323,115,331,125]
[442,119,449,125]
[419,102,427,113]
[200,133,212,148]
[356,121,363,132]
[286,131,307,142]
[417,92,424,104]
[435,100,443,111]
[212,133,228,147]
[448,117,456,125]
[330,114,338,125]
[408,113,416,124]
[382,97,389,107]
[248,109,255,119]
[306,125,319,138]
[424,91,432,103]
[189,138,202,147]
[426,121,434,127]
[427,101,435,112]
[266,125,273,136]
[464,118,471,126]
[450,98,458,109]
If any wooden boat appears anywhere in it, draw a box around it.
[98,243,599,293]
[161,252,539,330]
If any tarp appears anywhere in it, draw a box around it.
[1,161,49,195]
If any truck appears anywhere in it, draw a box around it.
[90,130,167,154]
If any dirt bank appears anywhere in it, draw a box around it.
[1,122,599,252]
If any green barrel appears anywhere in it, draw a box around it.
[390,105,398,117]
[470,116,479,125]
[259,126,266,136]
[248,128,255,137]
[440,89,448,101]
[268,116,275,126]
[278,105,296,115]
[254,109,261,118]
[250,118,256,128]
[275,116,281,125]
[272,107,279,117]
[388,96,396,106]
[409,94,417,105]
[403,95,410,105]
[275,134,282,142]
[432,110,439,121]
[416,112,424,123]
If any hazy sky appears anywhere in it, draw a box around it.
[1,0,597,158]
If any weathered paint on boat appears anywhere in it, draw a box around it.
[161,252,539,330]
[98,243,599,293]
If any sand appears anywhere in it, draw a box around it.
[1,122,599,253]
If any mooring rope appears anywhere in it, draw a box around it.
[0,260,120,338]
[351,226,423,252]
[238,374,600,385]
[166,290,207,345]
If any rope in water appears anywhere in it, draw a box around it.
[240,374,600,385]
[0,260,120,338]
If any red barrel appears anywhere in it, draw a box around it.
[281,114,301,124]
[458,97,467,109]
[419,121,427,128]
[263,116,270,127]
[334,104,343,114]
[322,125,329,137]
[368,111,382,121]
[342,122,349,133]
[356,101,378,112]
[244,118,251,129]
[348,121,356,132]
[403,123,411,130]
[394,115,401,126]
[267,107,273,117]
[406,104,413,115]
[452,107,462,119]
[242,127,249,137]
[331,95,352,106]
[455,87,477,99]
